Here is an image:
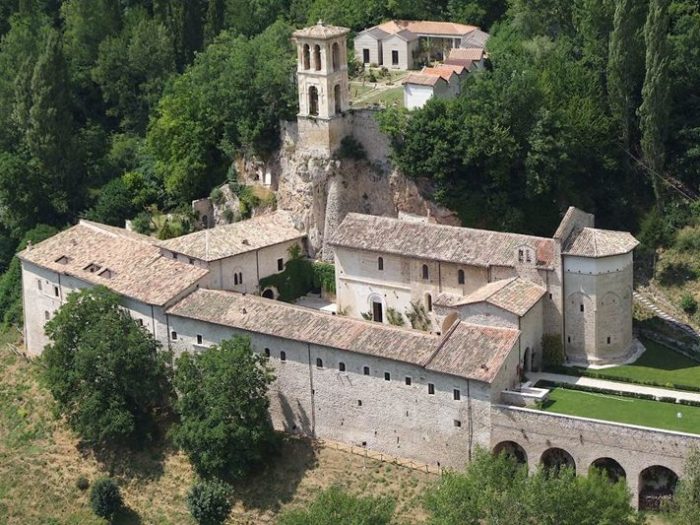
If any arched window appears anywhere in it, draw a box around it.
[422,264,429,280]
[458,269,465,285]
[316,358,323,368]
[313,44,321,70]
[426,293,433,312]
[280,351,287,362]
[332,42,340,71]
[334,84,341,114]
[378,256,384,271]
[302,44,310,70]
[308,86,319,116]
[234,274,239,285]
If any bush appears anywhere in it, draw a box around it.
[90,478,122,519]
[680,293,698,315]
[76,476,90,491]
[210,187,225,206]
[674,227,700,253]
[542,334,564,367]
[187,480,232,525]
[131,211,152,234]
[337,135,367,160]
[386,307,405,326]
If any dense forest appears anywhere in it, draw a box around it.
[0,0,698,323]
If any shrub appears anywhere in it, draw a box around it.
[210,187,225,206]
[680,293,698,315]
[238,186,260,219]
[222,207,235,224]
[337,135,367,160]
[90,478,122,519]
[187,480,232,525]
[76,476,90,491]
[406,301,430,331]
[131,211,152,234]
[312,261,336,295]
[542,334,564,367]
[674,227,700,253]
[386,307,405,326]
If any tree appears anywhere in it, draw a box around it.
[187,480,232,525]
[639,0,672,206]
[607,0,647,154]
[277,486,395,525]
[671,448,700,524]
[172,335,276,479]
[43,286,172,447]
[204,0,224,45]
[85,177,139,226]
[89,478,123,520]
[425,448,644,525]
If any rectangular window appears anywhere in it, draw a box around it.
[453,389,461,401]
[363,366,370,375]
[607,336,611,344]
[44,310,50,321]
[54,286,59,297]
[518,249,524,262]
[171,331,178,340]
[357,400,363,406]
[454,420,462,428]
[277,258,284,271]
[363,48,370,63]
[392,50,399,65]
[137,319,144,327]
[405,376,412,386]
[384,372,391,381]
[567,336,571,343]
[37,279,42,291]
[428,383,435,395]
[580,304,584,312]
[196,334,203,345]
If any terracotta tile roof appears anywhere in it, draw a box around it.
[167,289,519,383]
[436,278,546,316]
[449,48,484,61]
[562,227,639,258]
[18,221,208,306]
[435,64,466,75]
[328,214,556,269]
[293,22,350,40]
[422,67,457,82]
[158,211,305,262]
[403,73,445,86]
[377,20,478,38]
[444,58,474,69]
[461,29,490,48]
[427,322,520,382]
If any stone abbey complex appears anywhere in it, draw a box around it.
[18,22,700,508]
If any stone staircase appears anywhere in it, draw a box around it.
[633,291,700,344]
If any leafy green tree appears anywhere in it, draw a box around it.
[85,177,139,226]
[0,224,57,327]
[607,0,647,153]
[172,335,276,479]
[43,286,172,447]
[425,449,644,525]
[204,0,224,45]
[187,480,232,525]
[92,11,175,133]
[639,0,672,206]
[277,486,395,525]
[306,0,387,31]
[670,448,700,524]
[89,477,123,520]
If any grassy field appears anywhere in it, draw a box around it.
[588,337,700,388]
[541,386,700,434]
[0,341,436,524]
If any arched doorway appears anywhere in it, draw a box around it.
[262,289,275,299]
[590,458,626,483]
[334,84,341,114]
[313,44,321,70]
[639,465,679,511]
[541,447,575,474]
[302,44,310,70]
[308,86,319,116]
[493,441,527,466]
[332,42,340,71]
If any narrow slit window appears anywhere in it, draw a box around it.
[280,351,287,362]
[54,286,59,297]
[316,358,323,368]
[339,362,346,372]
[607,336,611,344]
[384,372,390,381]
[378,257,384,271]
[422,264,429,280]
[405,376,412,386]
[363,366,370,376]
[171,331,178,340]
[37,279,42,291]
[428,383,435,395]
[277,258,284,271]
[196,334,203,345]
[458,269,465,285]
[580,304,584,312]
[453,389,461,401]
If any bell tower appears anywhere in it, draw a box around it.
[293,21,351,154]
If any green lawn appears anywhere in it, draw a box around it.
[540,387,700,435]
[571,337,700,389]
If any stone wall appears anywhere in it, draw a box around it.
[490,405,700,507]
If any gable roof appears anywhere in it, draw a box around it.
[562,227,639,258]
[167,289,519,383]
[328,214,556,269]
[403,73,446,87]
[435,278,546,316]
[158,211,305,262]
[444,58,474,69]
[449,47,485,61]
[461,29,490,48]
[357,26,390,39]
[422,66,458,82]
[18,221,208,306]
[435,63,467,75]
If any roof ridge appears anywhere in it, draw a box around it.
[422,318,462,368]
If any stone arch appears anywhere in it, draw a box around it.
[589,457,626,483]
[441,312,459,333]
[368,293,385,323]
[332,42,340,71]
[302,44,310,70]
[313,44,321,70]
[638,465,679,511]
[540,447,575,474]
[334,84,341,114]
[493,441,527,466]
[261,287,277,300]
[308,86,319,116]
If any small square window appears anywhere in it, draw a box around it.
[384,372,391,381]
[428,383,435,395]
[453,389,461,401]
[196,334,203,345]
[357,400,363,406]
[277,258,284,271]
[405,376,412,386]
[316,358,323,368]
[454,420,462,428]
[171,331,178,340]
[363,366,370,375]
[172,253,177,259]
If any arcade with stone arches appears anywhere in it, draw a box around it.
[490,438,682,510]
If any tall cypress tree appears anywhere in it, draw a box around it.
[638,0,671,205]
[607,0,647,154]
[204,0,225,46]
[26,30,81,220]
